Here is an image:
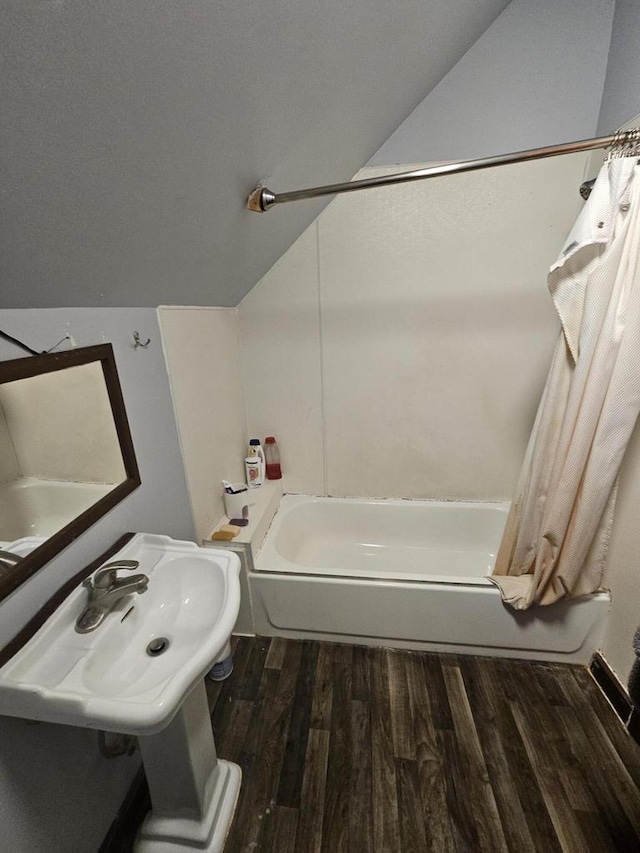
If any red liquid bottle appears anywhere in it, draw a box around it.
[264,436,282,480]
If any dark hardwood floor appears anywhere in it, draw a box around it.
[120,637,640,852]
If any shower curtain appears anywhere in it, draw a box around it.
[491,157,640,610]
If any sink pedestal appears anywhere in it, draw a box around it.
[135,680,241,853]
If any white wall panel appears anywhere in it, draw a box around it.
[239,154,588,502]
[159,307,248,541]
[319,157,586,499]
[239,226,324,496]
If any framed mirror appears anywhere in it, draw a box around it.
[0,343,140,600]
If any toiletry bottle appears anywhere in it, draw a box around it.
[264,436,282,480]
[249,438,265,482]
[245,446,262,488]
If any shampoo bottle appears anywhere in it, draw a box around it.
[249,438,265,482]
[245,446,263,488]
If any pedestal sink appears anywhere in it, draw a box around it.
[0,533,242,853]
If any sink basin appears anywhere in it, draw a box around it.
[0,533,241,735]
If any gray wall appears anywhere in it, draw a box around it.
[597,0,640,134]
[0,307,194,852]
[370,0,614,165]
[0,0,509,310]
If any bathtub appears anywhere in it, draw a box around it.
[250,495,610,663]
[0,477,115,544]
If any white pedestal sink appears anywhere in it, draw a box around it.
[136,681,241,853]
[0,533,242,853]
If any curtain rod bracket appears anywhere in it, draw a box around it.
[247,186,276,213]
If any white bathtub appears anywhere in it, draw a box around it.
[0,477,114,543]
[250,495,610,663]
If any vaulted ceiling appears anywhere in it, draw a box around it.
[1,1,510,308]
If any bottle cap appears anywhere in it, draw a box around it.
[265,436,276,443]
[249,438,260,445]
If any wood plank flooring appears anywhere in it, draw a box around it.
[121,637,640,852]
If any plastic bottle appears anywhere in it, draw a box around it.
[245,446,262,488]
[249,438,265,482]
[264,436,282,480]
[207,640,234,681]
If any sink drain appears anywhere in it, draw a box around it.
[146,637,170,656]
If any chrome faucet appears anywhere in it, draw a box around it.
[75,559,149,634]
[0,550,22,577]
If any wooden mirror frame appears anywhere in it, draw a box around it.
[0,343,141,600]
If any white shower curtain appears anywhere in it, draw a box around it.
[491,158,640,610]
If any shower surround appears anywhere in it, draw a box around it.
[238,156,589,502]
[236,155,613,661]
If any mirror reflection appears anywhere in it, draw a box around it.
[0,362,126,547]
[0,343,140,601]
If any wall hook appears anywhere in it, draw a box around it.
[45,333,72,353]
[133,331,151,349]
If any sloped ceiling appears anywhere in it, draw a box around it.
[0,0,510,309]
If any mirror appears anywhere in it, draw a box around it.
[0,344,140,600]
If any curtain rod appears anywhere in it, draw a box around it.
[247,128,640,213]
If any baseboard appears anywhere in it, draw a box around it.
[589,651,640,746]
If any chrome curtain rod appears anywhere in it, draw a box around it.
[247,128,640,213]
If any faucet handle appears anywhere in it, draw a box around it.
[93,560,141,589]
[0,549,22,568]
